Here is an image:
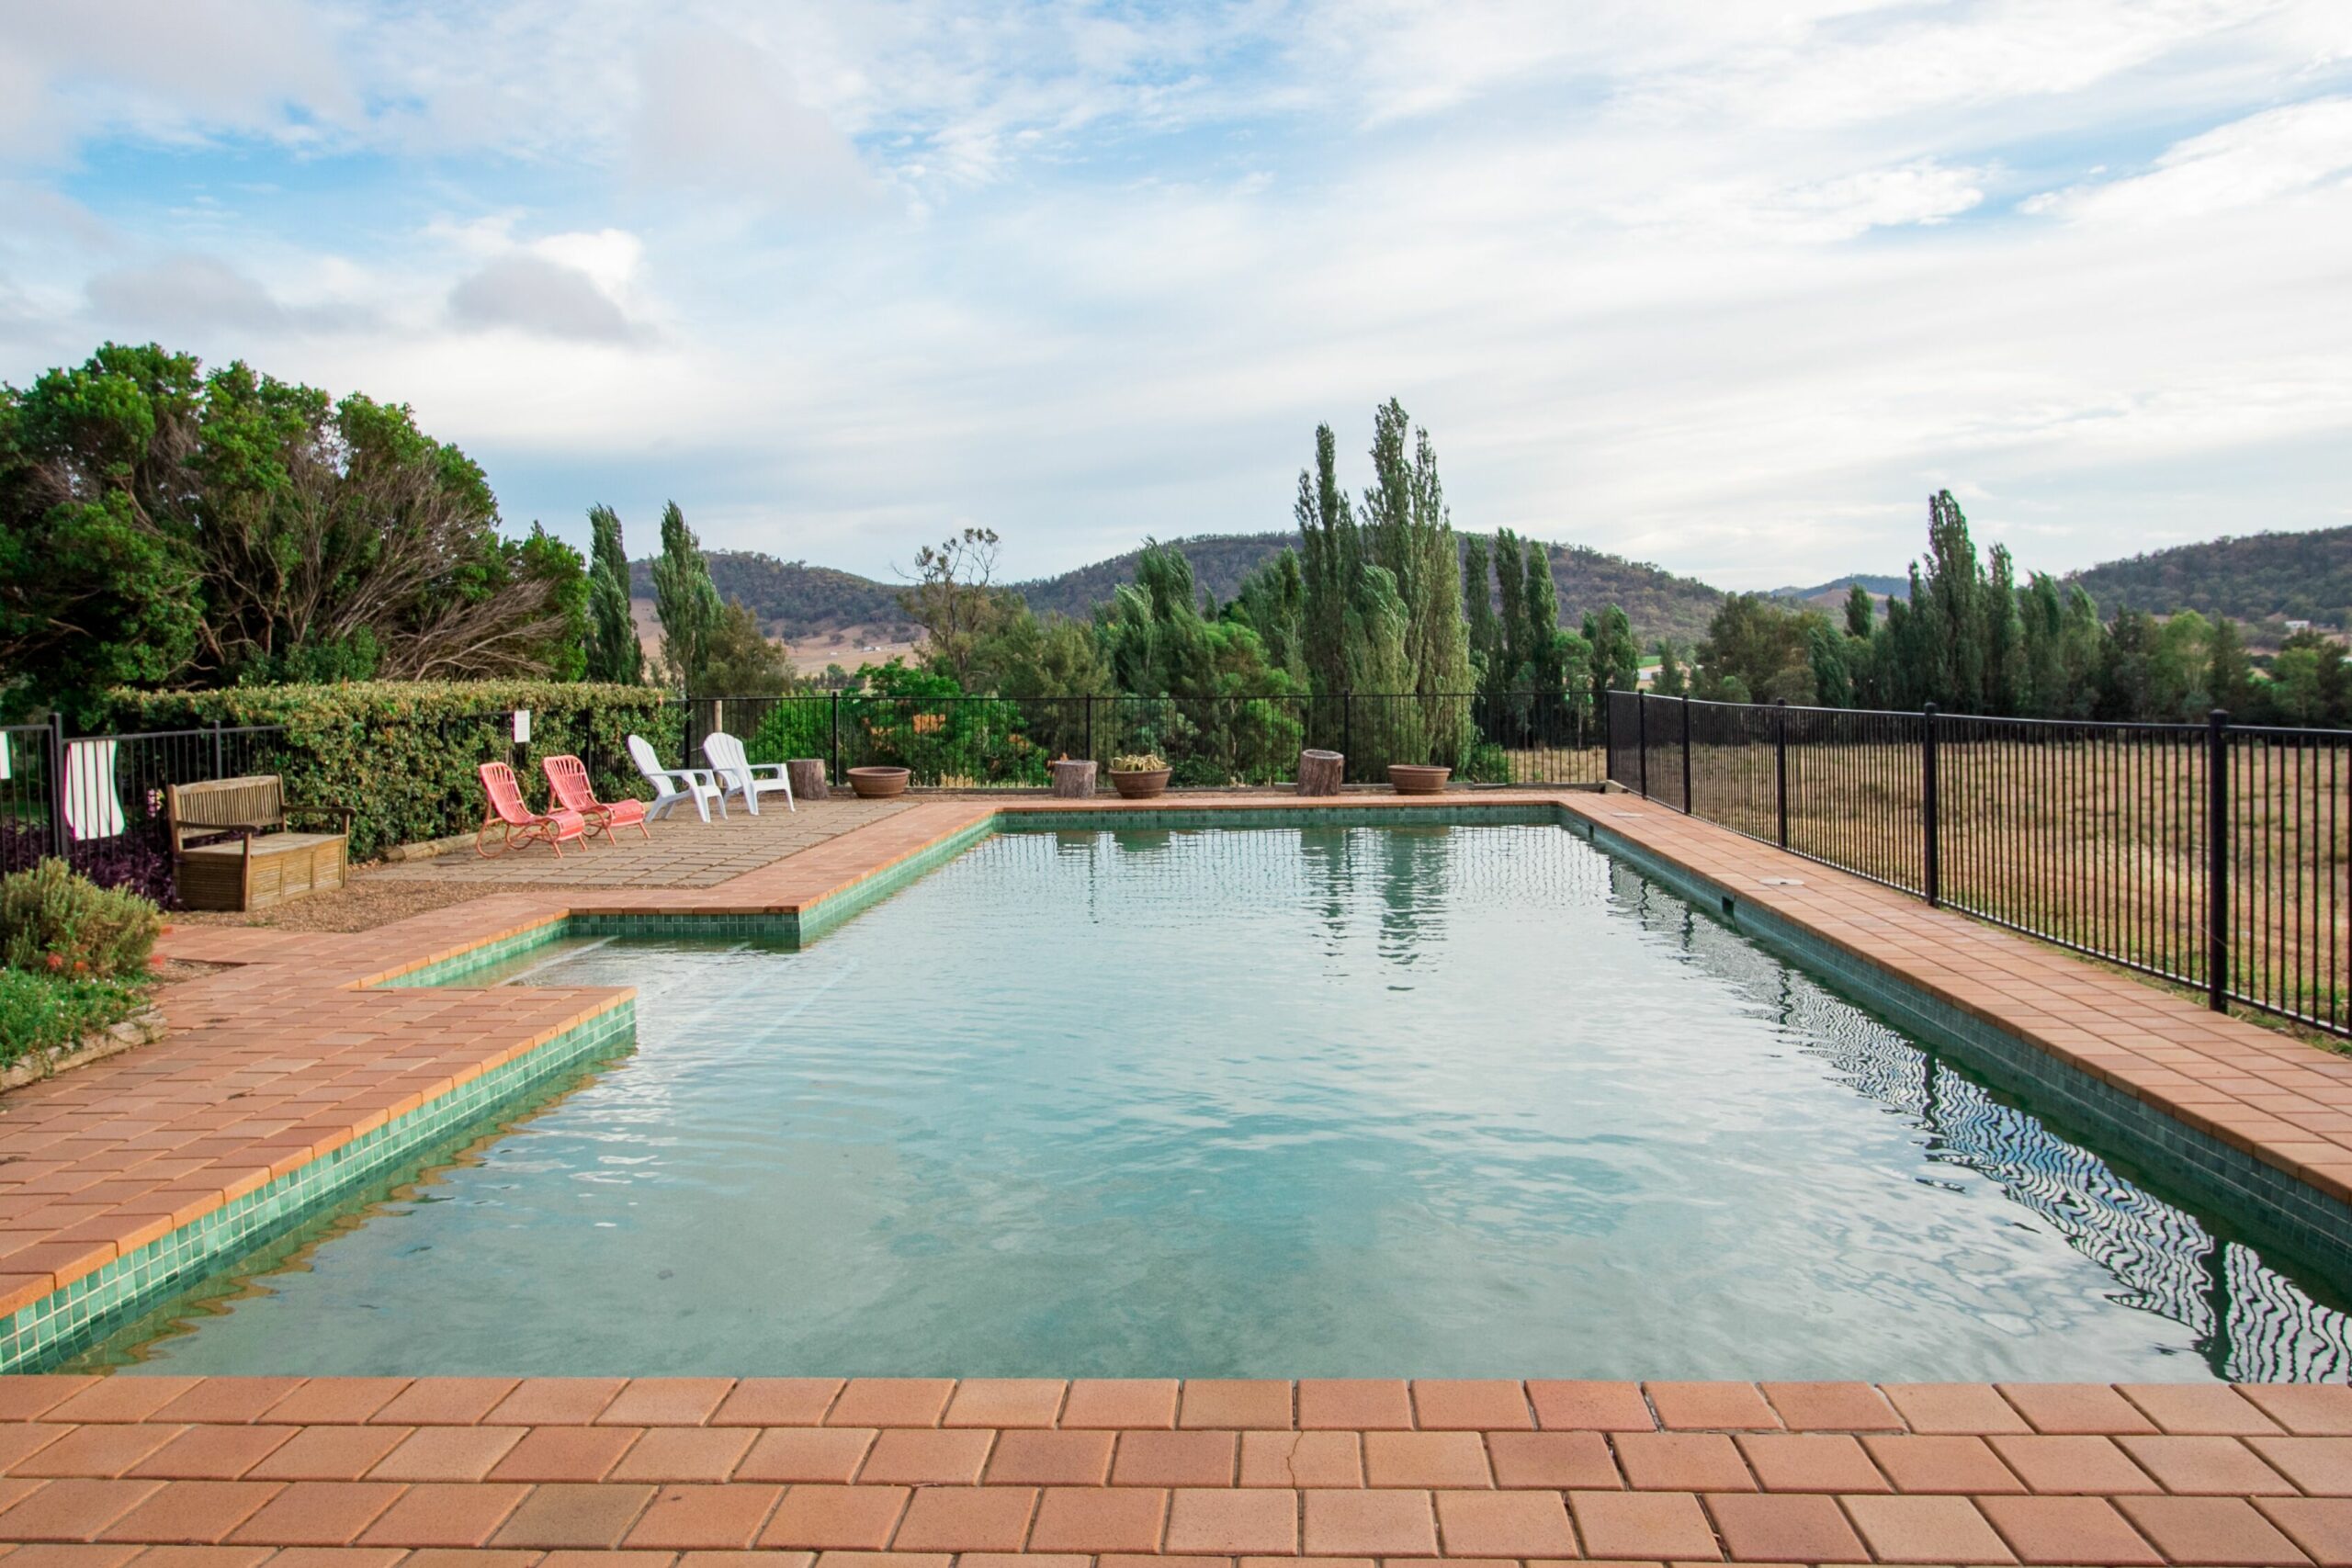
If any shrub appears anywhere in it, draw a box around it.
[0,968,150,1066]
[1112,752,1168,773]
[105,681,684,859]
[0,858,162,978]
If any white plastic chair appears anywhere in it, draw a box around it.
[627,733,724,822]
[703,731,796,815]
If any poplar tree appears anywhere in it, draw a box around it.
[1463,535,1499,689]
[1922,490,1984,709]
[651,501,722,689]
[585,503,642,684]
[1295,424,1363,699]
[1844,581,1875,639]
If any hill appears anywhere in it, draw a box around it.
[640,531,1727,649]
[628,553,915,640]
[1012,531,1725,646]
[1771,573,1910,605]
[2070,527,2352,629]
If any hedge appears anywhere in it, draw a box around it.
[105,682,685,860]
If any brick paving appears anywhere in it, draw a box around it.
[6,787,2352,1557]
[0,1376,2340,1562]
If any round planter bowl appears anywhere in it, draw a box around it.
[1388,763,1452,795]
[1109,768,1172,799]
[847,766,911,798]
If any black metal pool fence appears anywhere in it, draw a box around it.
[1607,689,2352,1038]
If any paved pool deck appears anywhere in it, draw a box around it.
[4,787,2351,1562]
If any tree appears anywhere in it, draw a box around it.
[1228,548,1306,685]
[1518,536,1571,694]
[652,501,722,689]
[900,525,1011,688]
[1584,605,1640,715]
[2019,572,2067,716]
[1358,400,1474,707]
[1463,534,1500,689]
[1844,581,1875,639]
[1653,641,1686,697]
[700,599,795,695]
[1984,544,2026,716]
[585,504,643,684]
[1807,619,1856,708]
[1921,490,1985,709]
[1295,423,1358,699]
[1695,593,1816,705]
[2097,608,2158,720]
[0,342,587,720]
[2208,616,2254,716]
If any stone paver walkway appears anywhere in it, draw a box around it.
[0,1375,2346,1563]
[368,798,918,887]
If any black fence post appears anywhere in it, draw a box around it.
[829,692,842,786]
[1636,692,1648,797]
[2208,707,2230,1013]
[1921,702,1940,908]
[1774,698,1789,849]
[1084,694,1095,765]
[1679,693,1692,815]
[210,720,224,780]
[45,711,67,860]
[1342,694,1353,784]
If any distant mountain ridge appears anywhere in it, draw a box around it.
[635,530,1728,647]
[1770,574,1911,605]
[631,524,2352,655]
[2069,526,2352,628]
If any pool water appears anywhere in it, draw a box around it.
[95,823,2352,1380]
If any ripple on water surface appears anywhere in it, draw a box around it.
[91,823,2352,1380]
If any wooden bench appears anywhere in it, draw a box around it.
[166,775,353,911]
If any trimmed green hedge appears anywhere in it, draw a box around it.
[106,682,684,859]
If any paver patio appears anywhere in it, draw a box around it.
[6,786,2352,1559]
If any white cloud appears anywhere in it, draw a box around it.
[2026,97,2352,223]
[447,255,639,342]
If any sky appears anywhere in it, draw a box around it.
[1,1,2349,592]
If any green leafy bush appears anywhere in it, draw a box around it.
[105,681,684,859]
[1,858,162,978]
[0,969,151,1066]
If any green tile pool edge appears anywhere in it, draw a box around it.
[0,998,636,1373]
[1567,809,2352,1287]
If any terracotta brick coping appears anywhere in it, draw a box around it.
[0,1375,2345,1562]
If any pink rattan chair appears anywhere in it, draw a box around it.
[476,761,587,857]
[542,753,650,843]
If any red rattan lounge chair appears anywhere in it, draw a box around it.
[476,761,588,857]
[542,753,650,843]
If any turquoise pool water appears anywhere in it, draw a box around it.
[96,823,2352,1379]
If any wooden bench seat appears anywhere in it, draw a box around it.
[167,776,352,911]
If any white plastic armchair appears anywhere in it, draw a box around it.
[703,731,796,815]
[627,733,725,822]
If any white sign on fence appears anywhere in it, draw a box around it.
[0,732,9,782]
[513,708,532,745]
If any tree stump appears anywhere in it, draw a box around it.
[1050,758,1098,798]
[1297,749,1345,795]
[786,758,830,801]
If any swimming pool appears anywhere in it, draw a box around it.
[88,821,2352,1380]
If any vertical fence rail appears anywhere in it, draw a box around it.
[1604,693,2352,1039]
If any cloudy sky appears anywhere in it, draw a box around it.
[2,1,2348,589]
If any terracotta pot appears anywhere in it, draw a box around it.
[1388,763,1452,795]
[847,766,911,798]
[1109,768,1172,799]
